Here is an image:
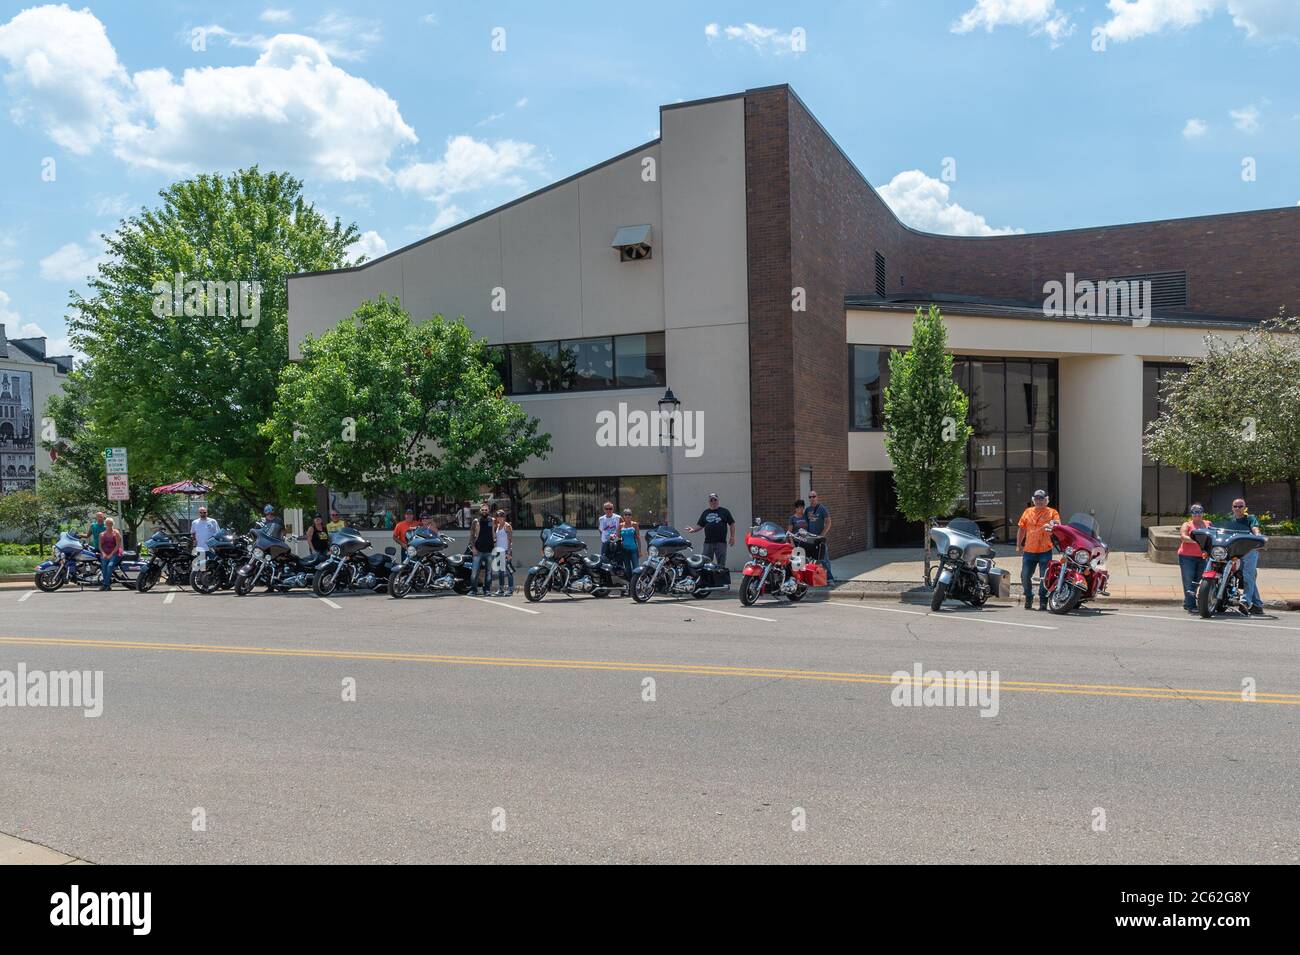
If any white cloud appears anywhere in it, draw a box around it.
[476,112,504,127]
[704,22,804,54]
[38,233,108,284]
[0,230,20,279]
[1182,117,1208,137]
[429,205,468,233]
[260,8,292,24]
[0,8,417,183]
[90,192,133,217]
[0,3,131,153]
[1230,104,1261,131]
[0,288,21,326]
[397,135,544,205]
[422,14,439,27]
[515,97,528,108]
[347,230,387,262]
[952,1,1075,46]
[114,34,417,182]
[1101,0,1299,43]
[878,171,1023,237]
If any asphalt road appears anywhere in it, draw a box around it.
[1,582,1298,864]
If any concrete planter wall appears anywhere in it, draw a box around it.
[1147,525,1300,569]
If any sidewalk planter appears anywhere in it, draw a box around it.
[1147,525,1300,569]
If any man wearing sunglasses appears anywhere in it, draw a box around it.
[1222,499,1266,615]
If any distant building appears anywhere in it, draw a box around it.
[0,325,71,495]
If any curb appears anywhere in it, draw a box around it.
[825,586,1300,611]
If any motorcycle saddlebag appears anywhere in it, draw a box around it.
[985,567,1011,599]
[796,563,828,587]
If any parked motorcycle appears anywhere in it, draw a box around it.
[629,525,731,603]
[739,520,825,606]
[524,523,628,601]
[134,531,193,593]
[312,527,397,596]
[191,530,252,594]
[388,529,470,598]
[33,530,136,591]
[233,528,325,596]
[928,517,1009,611]
[1043,512,1110,614]
[1191,525,1266,618]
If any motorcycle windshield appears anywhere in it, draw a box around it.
[649,525,680,539]
[945,518,982,540]
[545,524,580,547]
[752,521,787,541]
[1065,513,1100,539]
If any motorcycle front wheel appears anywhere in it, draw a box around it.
[788,583,808,603]
[192,568,221,594]
[1046,586,1080,615]
[523,570,548,603]
[929,576,950,612]
[312,566,340,597]
[34,567,65,592]
[1195,579,1215,618]
[389,566,415,598]
[630,569,657,604]
[136,564,161,594]
[739,575,762,607]
[233,570,256,597]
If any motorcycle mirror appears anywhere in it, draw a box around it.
[384,547,396,555]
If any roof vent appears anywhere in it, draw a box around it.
[1104,270,1187,310]
[874,252,887,297]
[612,224,653,262]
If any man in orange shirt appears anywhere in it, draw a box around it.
[392,507,420,550]
[1016,489,1061,611]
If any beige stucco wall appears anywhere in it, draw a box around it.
[286,98,753,562]
[0,350,66,491]
[846,307,1227,548]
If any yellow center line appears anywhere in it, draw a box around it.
[1,635,1296,705]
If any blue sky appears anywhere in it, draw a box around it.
[0,0,1296,358]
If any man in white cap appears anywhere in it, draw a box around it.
[1016,489,1060,611]
[685,492,735,566]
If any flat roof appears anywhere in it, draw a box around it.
[844,294,1261,331]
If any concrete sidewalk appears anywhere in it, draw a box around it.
[828,547,1300,609]
[0,831,90,865]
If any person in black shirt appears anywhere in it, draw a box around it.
[685,493,735,566]
[469,502,495,595]
[306,514,331,556]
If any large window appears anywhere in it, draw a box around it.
[499,332,665,395]
[499,475,667,529]
[854,346,1059,543]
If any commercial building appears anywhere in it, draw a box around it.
[0,324,70,497]
[287,85,1299,560]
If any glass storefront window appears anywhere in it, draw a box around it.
[850,345,889,429]
[510,342,563,394]
[561,338,614,391]
[618,474,668,526]
[614,333,666,388]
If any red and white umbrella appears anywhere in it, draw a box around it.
[151,480,211,495]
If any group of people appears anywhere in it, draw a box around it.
[1014,490,1267,614]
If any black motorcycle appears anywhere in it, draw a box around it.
[927,517,1009,611]
[135,531,193,593]
[1191,525,1267,617]
[523,523,628,601]
[312,527,397,596]
[34,530,137,591]
[389,529,471,598]
[629,525,731,603]
[191,530,253,594]
[233,528,325,596]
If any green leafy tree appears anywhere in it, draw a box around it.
[1146,309,1300,520]
[883,305,973,577]
[0,488,65,547]
[39,371,176,544]
[263,297,552,506]
[66,167,361,511]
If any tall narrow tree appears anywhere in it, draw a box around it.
[883,305,973,578]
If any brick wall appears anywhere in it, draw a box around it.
[742,84,1300,555]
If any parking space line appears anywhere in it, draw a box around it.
[164,592,176,605]
[18,590,34,603]
[690,605,777,623]
[1111,611,1300,633]
[463,595,540,615]
[318,597,342,610]
[830,602,1057,630]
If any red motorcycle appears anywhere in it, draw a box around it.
[1042,512,1110,614]
[739,521,827,606]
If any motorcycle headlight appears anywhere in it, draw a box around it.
[406,546,417,558]
[749,545,760,556]
[1211,546,1227,561]
[649,546,658,557]
[252,547,264,559]
[947,546,962,559]
[1063,545,1074,557]
[544,546,554,558]
[1072,549,1090,566]
[330,545,340,556]
[758,547,768,557]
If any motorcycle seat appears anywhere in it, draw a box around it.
[583,554,603,567]
[119,550,138,560]
[686,554,706,569]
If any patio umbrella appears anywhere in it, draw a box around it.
[151,480,212,528]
